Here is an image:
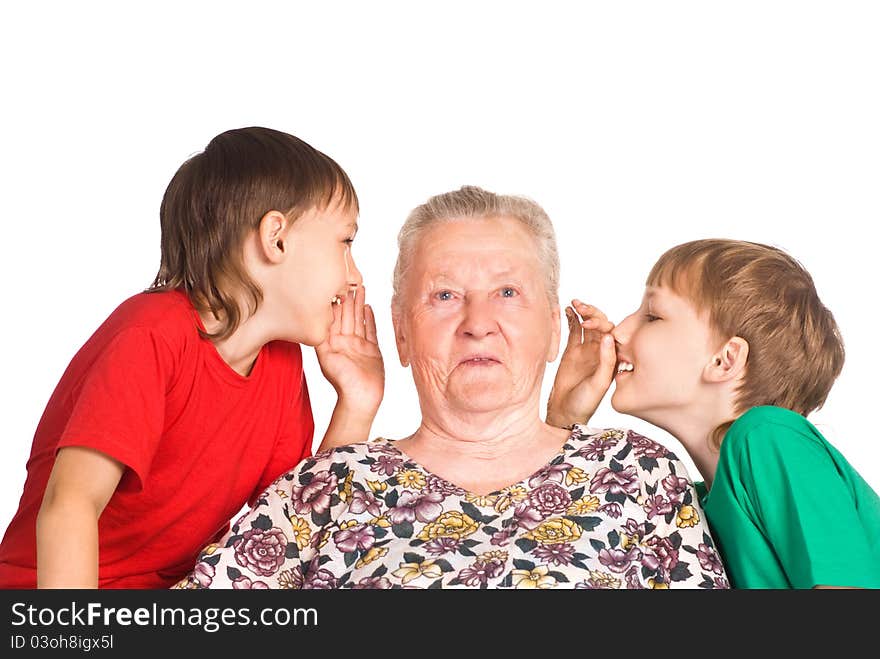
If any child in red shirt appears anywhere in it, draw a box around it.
[0,127,384,589]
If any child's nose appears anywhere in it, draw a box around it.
[611,314,634,345]
[346,250,363,288]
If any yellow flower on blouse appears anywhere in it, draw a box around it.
[288,516,312,550]
[366,480,388,493]
[396,470,426,490]
[277,569,299,589]
[524,517,582,544]
[676,504,700,528]
[417,512,479,541]
[588,570,621,589]
[479,550,509,563]
[392,559,443,584]
[465,492,499,507]
[620,533,641,551]
[355,546,389,569]
[648,578,669,589]
[369,515,392,528]
[567,496,600,515]
[494,485,528,513]
[565,466,589,486]
[338,472,354,502]
[512,566,557,589]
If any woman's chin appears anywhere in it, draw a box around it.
[447,383,511,413]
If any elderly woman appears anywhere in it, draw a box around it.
[176,186,729,589]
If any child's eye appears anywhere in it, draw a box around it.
[343,237,355,245]
[645,314,660,322]
[500,287,518,298]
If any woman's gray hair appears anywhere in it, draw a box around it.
[391,185,560,313]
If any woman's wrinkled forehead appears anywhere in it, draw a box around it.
[410,221,543,284]
[392,213,559,314]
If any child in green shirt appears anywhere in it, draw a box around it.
[547,239,880,588]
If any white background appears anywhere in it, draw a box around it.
[1,1,878,536]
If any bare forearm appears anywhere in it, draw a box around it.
[317,399,379,451]
[36,500,99,589]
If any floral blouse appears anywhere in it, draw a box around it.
[175,425,730,589]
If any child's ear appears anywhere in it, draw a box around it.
[391,308,410,368]
[706,337,749,383]
[258,210,289,263]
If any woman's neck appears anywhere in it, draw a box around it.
[397,404,570,495]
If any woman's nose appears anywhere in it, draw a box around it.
[458,296,498,338]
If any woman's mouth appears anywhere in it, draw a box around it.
[459,354,501,367]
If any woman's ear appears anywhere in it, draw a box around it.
[257,210,289,263]
[546,303,562,363]
[391,308,410,367]
[706,336,749,383]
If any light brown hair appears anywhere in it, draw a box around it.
[150,126,358,341]
[647,239,845,444]
[391,185,560,315]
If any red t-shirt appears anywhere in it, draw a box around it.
[0,290,314,589]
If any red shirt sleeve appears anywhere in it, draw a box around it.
[57,327,173,492]
[250,364,315,505]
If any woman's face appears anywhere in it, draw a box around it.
[393,216,560,417]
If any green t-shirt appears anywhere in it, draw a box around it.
[695,406,880,589]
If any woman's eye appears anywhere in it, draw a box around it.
[436,290,454,301]
[500,287,518,298]
[343,237,355,245]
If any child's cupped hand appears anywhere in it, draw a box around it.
[546,300,617,429]
[315,284,385,414]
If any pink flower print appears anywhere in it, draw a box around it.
[232,576,269,589]
[697,543,725,575]
[598,546,642,573]
[574,436,620,461]
[627,431,669,459]
[371,455,403,476]
[332,523,375,553]
[233,527,289,577]
[349,489,382,517]
[590,466,640,496]
[291,470,338,516]
[387,490,444,524]
[528,482,572,516]
[661,473,691,501]
[192,560,215,588]
[528,462,572,488]
[642,494,675,519]
[642,535,679,579]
